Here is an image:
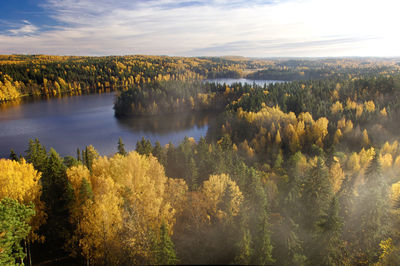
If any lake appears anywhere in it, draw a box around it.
[0,79,278,158]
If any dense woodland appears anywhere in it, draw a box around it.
[2,56,400,265]
[1,55,399,102]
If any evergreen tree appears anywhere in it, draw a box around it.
[40,148,74,260]
[136,137,152,156]
[9,149,18,161]
[351,152,390,263]
[76,148,81,162]
[310,196,343,266]
[153,222,178,265]
[78,178,93,204]
[300,157,334,262]
[244,169,274,265]
[273,152,306,265]
[152,141,165,165]
[301,157,333,233]
[186,156,198,190]
[83,145,99,171]
[25,138,47,172]
[117,137,127,156]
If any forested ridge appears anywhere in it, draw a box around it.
[1,54,399,102]
[2,56,400,265]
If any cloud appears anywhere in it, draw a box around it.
[0,0,399,56]
[8,20,39,36]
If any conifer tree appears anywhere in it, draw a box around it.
[136,137,152,156]
[153,222,178,265]
[117,137,127,156]
[351,152,390,263]
[9,149,18,161]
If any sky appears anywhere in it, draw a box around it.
[0,0,399,57]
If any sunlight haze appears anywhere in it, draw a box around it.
[0,0,399,57]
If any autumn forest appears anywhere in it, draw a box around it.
[1,55,400,265]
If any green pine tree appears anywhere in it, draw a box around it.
[136,137,152,156]
[9,149,18,161]
[351,152,390,264]
[25,138,47,172]
[153,222,178,265]
[117,137,127,156]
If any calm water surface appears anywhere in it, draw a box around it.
[205,78,282,86]
[0,79,278,158]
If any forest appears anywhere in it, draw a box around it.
[1,56,400,265]
[1,55,399,102]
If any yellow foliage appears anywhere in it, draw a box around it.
[333,129,342,144]
[201,174,243,220]
[330,101,343,114]
[362,129,369,146]
[391,182,400,204]
[380,107,388,117]
[0,75,21,101]
[364,100,375,112]
[239,140,255,158]
[347,152,361,172]
[359,147,375,169]
[330,162,345,193]
[343,119,354,134]
[394,156,400,168]
[337,117,346,129]
[345,98,357,110]
[0,159,46,242]
[380,153,393,169]
[78,178,123,264]
[356,104,363,118]
[312,117,329,142]
[68,151,187,263]
[381,141,399,157]
[275,129,282,145]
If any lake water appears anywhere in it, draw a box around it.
[205,78,282,86]
[0,79,278,158]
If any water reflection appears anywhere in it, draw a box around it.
[117,112,212,135]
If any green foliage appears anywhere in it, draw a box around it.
[136,137,152,156]
[25,138,47,172]
[81,145,99,171]
[0,198,35,265]
[349,153,390,263]
[9,149,18,161]
[117,137,127,156]
[39,148,74,260]
[152,223,178,265]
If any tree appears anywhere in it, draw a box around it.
[152,222,178,265]
[78,178,123,265]
[309,197,343,266]
[71,151,183,264]
[9,149,18,161]
[350,153,390,263]
[117,137,127,156]
[0,198,35,265]
[82,145,99,171]
[25,138,47,173]
[136,137,153,156]
[0,159,45,242]
[40,148,73,258]
[300,157,334,263]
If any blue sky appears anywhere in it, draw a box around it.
[0,0,399,57]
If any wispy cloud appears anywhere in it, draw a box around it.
[0,0,399,56]
[7,20,39,36]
